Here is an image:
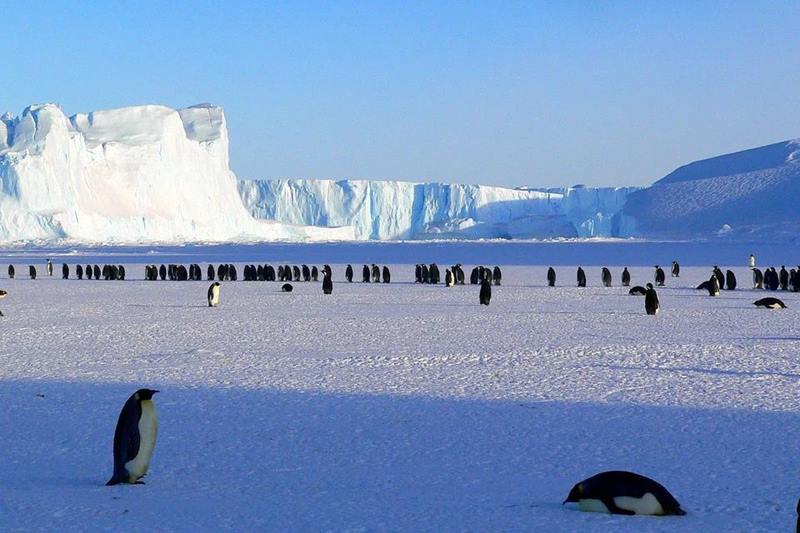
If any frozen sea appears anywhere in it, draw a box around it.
[0,240,798,532]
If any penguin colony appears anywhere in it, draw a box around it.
[3,255,795,523]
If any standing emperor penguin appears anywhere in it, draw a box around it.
[346,264,354,283]
[748,253,756,269]
[492,266,502,286]
[46,258,53,277]
[577,267,586,287]
[62,263,69,279]
[7,265,14,279]
[547,267,556,287]
[601,267,612,287]
[671,261,680,277]
[382,266,391,283]
[621,267,631,287]
[563,471,685,516]
[362,265,370,282]
[76,264,84,280]
[644,283,660,315]
[654,266,666,286]
[29,265,37,280]
[207,282,221,307]
[107,389,159,485]
[479,279,492,305]
[725,270,737,291]
[752,268,764,289]
[445,269,454,287]
[322,272,333,294]
[708,275,720,296]
[780,266,789,290]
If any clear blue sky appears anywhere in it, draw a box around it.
[2,1,799,187]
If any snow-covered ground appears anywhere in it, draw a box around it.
[1,243,799,531]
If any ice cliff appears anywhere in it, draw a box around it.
[0,103,353,243]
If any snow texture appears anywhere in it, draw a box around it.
[0,242,799,531]
[0,103,353,244]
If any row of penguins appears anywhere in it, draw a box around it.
[6,263,127,281]
[1,260,792,313]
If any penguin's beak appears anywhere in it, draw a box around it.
[152,390,160,394]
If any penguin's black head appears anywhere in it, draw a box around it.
[135,388,159,401]
[563,483,583,504]
[646,283,654,289]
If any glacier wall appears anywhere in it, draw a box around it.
[238,179,638,240]
[0,103,353,244]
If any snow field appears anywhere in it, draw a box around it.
[0,263,798,531]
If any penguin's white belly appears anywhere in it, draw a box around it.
[614,493,664,515]
[209,288,220,306]
[125,400,158,480]
[577,499,611,513]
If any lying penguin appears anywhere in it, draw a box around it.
[563,471,685,516]
[753,297,786,309]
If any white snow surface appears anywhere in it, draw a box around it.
[1,245,799,531]
[0,104,353,244]
[238,179,637,240]
[624,139,800,240]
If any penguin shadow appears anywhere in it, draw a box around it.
[589,363,800,380]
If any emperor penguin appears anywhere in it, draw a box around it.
[346,264,354,283]
[470,267,479,285]
[752,268,764,289]
[207,282,221,307]
[62,263,69,279]
[563,471,685,516]
[621,267,630,287]
[46,258,53,277]
[281,283,293,292]
[708,275,720,296]
[547,267,556,287]
[713,266,724,289]
[372,264,380,283]
[445,269,454,287]
[0,289,7,316]
[106,388,159,485]
[671,261,680,277]
[207,265,215,281]
[311,266,319,282]
[601,267,612,287]
[654,266,666,286]
[748,253,756,269]
[577,267,586,287]
[322,272,333,294]
[493,266,502,286]
[780,266,789,290]
[725,270,737,290]
[644,283,659,315]
[479,279,492,305]
[76,264,84,280]
[629,285,646,296]
[7,265,14,279]
[362,265,370,282]
[382,266,391,283]
[29,265,37,280]
[753,297,786,309]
